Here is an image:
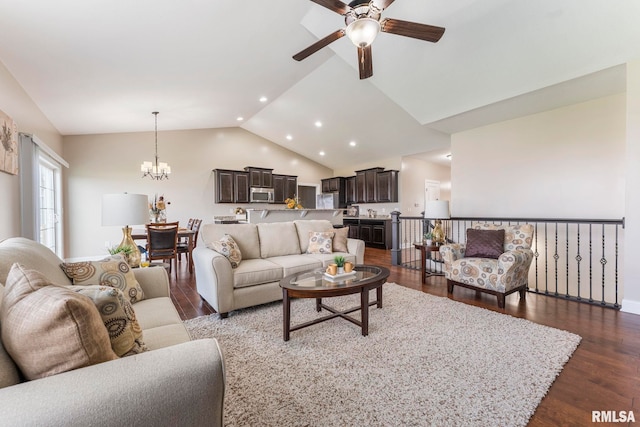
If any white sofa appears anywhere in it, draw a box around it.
[0,237,225,426]
[193,220,365,317]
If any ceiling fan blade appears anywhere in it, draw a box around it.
[310,0,351,15]
[293,29,346,61]
[381,18,445,43]
[358,45,373,80]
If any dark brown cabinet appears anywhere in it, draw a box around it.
[342,218,391,249]
[350,167,398,204]
[216,167,294,204]
[346,176,356,204]
[320,177,346,208]
[355,171,366,203]
[343,219,360,239]
[273,174,298,203]
[285,176,298,200]
[353,167,384,203]
[234,171,250,203]
[376,170,399,203]
[245,167,273,188]
[216,169,249,203]
[215,169,235,203]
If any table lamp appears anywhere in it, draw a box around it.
[102,193,149,267]
[425,200,450,245]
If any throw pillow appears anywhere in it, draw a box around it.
[207,234,242,268]
[332,227,349,253]
[71,285,148,357]
[0,263,118,380]
[307,231,334,254]
[60,254,145,303]
[464,229,505,259]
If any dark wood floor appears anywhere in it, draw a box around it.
[170,248,640,426]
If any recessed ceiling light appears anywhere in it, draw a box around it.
[236,116,244,121]
[259,96,268,103]
[349,141,357,147]
[446,154,452,159]
[315,121,322,128]
[286,135,293,141]
[319,151,325,156]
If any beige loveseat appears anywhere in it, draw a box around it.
[193,220,365,317]
[0,237,225,426]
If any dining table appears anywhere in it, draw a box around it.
[131,227,196,274]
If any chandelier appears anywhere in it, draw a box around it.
[141,111,171,180]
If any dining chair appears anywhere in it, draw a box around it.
[178,218,202,269]
[146,221,180,279]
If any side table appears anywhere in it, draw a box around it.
[413,243,443,284]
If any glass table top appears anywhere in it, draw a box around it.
[281,265,385,291]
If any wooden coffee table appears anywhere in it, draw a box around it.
[279,265,390,341]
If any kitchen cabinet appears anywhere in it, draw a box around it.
[320,177,347,208]
[345,176,356,204]
[342,218,391,249]
[376,170,399,203]
[244,167,273,188]
[351,167,398,204]
[355,171,366,203]
[215,169,234,203]
[354,167,384,203]
[216,169,249,203]
[285,176,298,200]
[321,177,345,193]
[273,174,298,203]
[273,175,298,203]
[234,171,250,203]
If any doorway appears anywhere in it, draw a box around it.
[298,185,317,209]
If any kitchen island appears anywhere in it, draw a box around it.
[246,208,343,225]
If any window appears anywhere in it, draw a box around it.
[19,133,68,258]
[38,155,62,255]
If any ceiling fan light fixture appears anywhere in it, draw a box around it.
[345,18,380,47]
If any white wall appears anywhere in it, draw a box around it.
[63,127,332,258]
[450,92,629,306]
[0,61,62,240]
[400,157,451,216]
[451,93,626,218]
[622,60,640,314]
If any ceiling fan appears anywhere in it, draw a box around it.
[293,0,445,79]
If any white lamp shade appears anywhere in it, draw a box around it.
[102,193,149,226]
[345,18,381,47]
[425,200,450,219]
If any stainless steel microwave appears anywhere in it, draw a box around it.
[250,187,274,203]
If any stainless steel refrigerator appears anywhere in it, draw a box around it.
[316,193,341,209]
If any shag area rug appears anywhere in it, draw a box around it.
[185,283,581,427]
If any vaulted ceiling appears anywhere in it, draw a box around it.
[0,0,638,169]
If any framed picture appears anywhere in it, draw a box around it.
[0,109,18,175]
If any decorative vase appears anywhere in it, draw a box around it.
[337,267,344,275]
[118,226,141,268]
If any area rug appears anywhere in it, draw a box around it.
[184,283,581,426]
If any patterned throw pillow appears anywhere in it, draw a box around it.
[70,285,148,357]
[207,234,242,268]
[307,231,334,254]
[60,255,144,303]
[332,227,349,253]
[464,229,505,259]
[0,264,118,380]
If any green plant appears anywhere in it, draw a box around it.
[333,255,345,268]
[424,232,433,240]
[108,245,134,256]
